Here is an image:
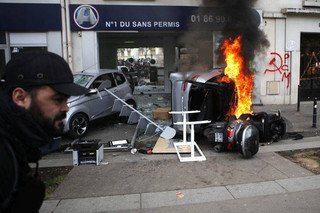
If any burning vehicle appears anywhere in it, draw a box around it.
[171,36,286,158]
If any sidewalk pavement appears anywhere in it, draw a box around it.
[253,101,320,134]
[39,100,320,213]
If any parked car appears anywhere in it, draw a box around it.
[64,69,137,138]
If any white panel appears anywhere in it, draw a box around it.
[261,18,275,98]
[82,31,98,72]
[255,0,302,13]
[72,32,84,72]
[275,19,285,53]
[275,19,287,99]
[267,81,280,95]
[260,94,283,104]
[286,16,320,52]
[47,31,62,56]
[10,33,47,46]
[290,52,300,104]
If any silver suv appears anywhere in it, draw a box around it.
[64,69,136,138]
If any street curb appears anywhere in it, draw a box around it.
[41,175,320,212]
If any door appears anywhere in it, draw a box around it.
[87,73,117,119]
[299,33,320,101]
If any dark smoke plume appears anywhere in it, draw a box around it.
[179,0,269,73]
[180,0,269,72]
[207,0,270,71]
[178,31,214,72]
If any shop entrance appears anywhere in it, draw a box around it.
[97,31,214,94]
[116,47,165,94]
[97,32,181,94]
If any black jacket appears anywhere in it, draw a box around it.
[0,84,53,213]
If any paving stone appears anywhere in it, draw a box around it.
[40,200,60,213]
[53,194,140,213]
[276,175,320,192]
[141,186,233,208]
[226,181,286,199]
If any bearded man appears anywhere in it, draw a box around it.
[0,51,89,212]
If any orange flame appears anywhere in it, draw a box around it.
[221,36,254,118]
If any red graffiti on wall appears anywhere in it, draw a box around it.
[264,52,291,88]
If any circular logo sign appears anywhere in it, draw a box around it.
[74,5,99,30]
[286,40,298,52]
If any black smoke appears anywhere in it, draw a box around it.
[204,0,270,72]
[179,0,269,73]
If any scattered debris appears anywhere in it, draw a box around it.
[130,148,137,154]
[100,162,109,165]
[287,132,304,140]
[176,192,184,198]
[152,107,171,120]
[137,143,153,154]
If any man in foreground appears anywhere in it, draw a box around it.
[0,51,89,212]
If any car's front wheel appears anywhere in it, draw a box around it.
[68,113,89,138]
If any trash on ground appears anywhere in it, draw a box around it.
[152,107,171,120]
[176,192,184,198]
[100,162,109,165]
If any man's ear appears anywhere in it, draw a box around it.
[12,87,31,109]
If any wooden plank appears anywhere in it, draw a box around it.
[152,137,191,154]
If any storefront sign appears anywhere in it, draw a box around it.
[70,5,260,31]
[0,3,61,31]
[0,3,260,32]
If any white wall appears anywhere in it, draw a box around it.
[71,31,83,72]
[254,0,320,104]
[255,0,302,12]
[9,32,47,46]
[47,32,62,56]
[81,31,99,73]
[260,18,289,104]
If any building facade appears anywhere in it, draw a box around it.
[0,0,319,105]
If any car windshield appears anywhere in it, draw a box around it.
[73,74,94,87]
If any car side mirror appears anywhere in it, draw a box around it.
[86,89,98,95]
